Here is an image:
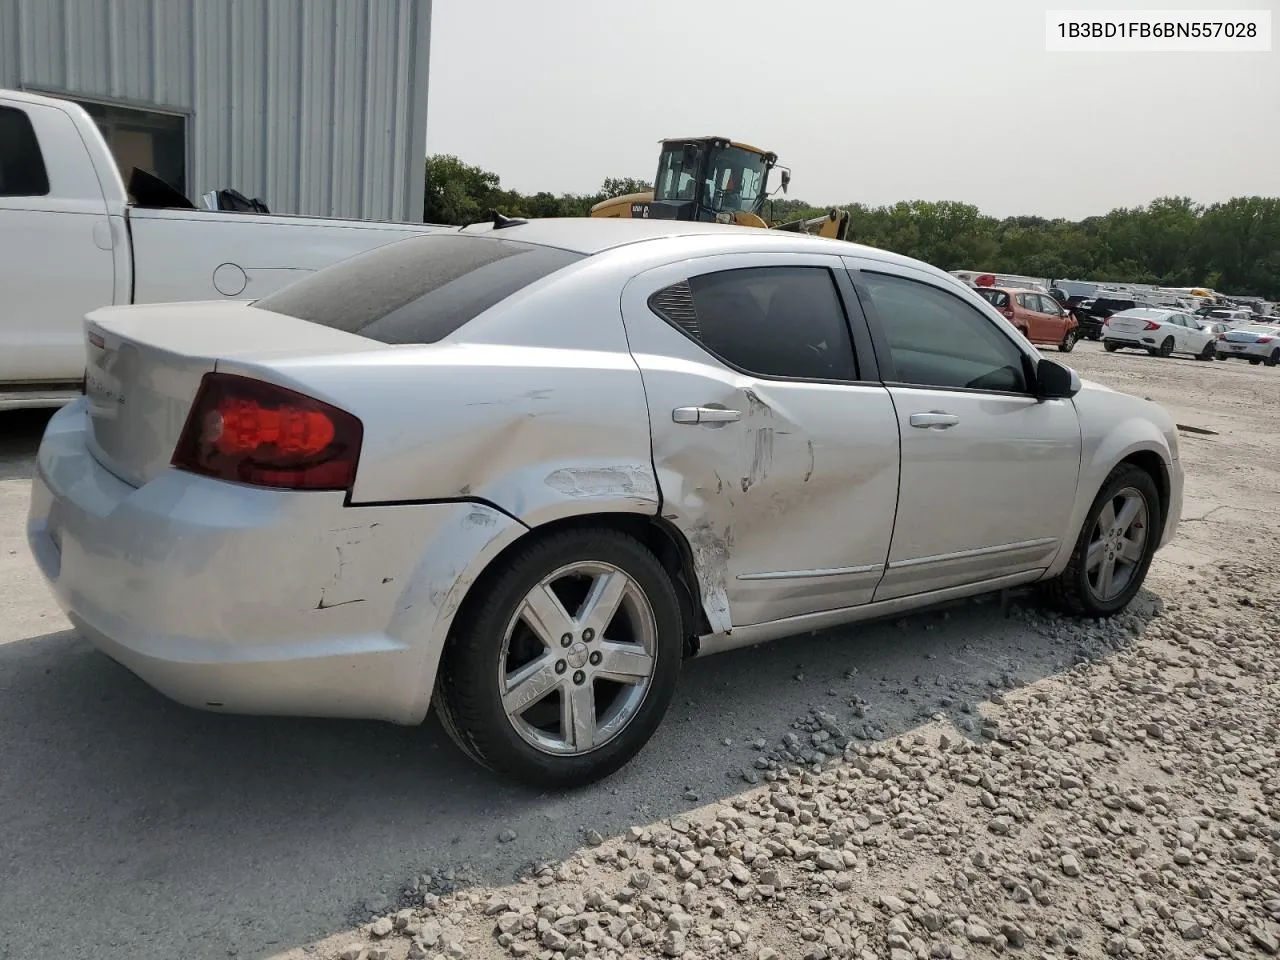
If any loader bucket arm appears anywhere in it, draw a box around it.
[772,207,851,242]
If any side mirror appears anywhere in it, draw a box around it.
[1036,357,1081,399]
[780,170,791,193]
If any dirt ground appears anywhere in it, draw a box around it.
[1,341,1277,960]
[271,342,1280,960]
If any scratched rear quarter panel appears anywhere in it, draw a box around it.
[216,255,660,524]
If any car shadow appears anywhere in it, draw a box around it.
[0,409,52,482]
[0,586,1159,960]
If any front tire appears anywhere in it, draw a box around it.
[1039,463,1161,618]
[1059,329,1078,353]
[434,528,684,788]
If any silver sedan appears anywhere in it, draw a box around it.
[1215,324,1280,366]
[27,219,1184,787]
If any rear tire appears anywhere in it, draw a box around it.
[434,528,684,788]
[1265,349,1280,368]
[1104,341,1120,353]
[1039,464,1161,618]
[1157,336,1175,358]
[1197,341,1215,361]
[1249,358,1262,365]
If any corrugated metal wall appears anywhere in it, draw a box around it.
[0,0,431,222]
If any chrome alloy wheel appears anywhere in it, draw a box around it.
[1086,487,1149,602]
[498,561,658,756]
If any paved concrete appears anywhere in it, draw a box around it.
[0,343,1252,959]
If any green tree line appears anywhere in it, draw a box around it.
[425,155,1280,299]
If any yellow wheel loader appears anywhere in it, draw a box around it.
[589,136,849,241]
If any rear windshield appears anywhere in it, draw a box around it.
[975,289,1010,308]
[1238,324,1280,334]
[253,233,585,344]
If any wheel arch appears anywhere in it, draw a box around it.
[1118,448,1171,538]
[1043,420,1176,581]
[448,511,711,661]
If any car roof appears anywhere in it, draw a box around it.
[456,216,829,254]
[454,216,949,273]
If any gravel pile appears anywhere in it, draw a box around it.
[316,557,1280,960]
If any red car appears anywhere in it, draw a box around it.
[974,287,1081,352]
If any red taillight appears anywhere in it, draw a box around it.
[171,372,362,491]
[1002,307,1015,320]
[1143,321,1161,331]
[1258,337,1274,344]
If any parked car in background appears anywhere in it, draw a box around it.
[973,286,1081,351]
[1205,308,1255,329]
[1103,308,1217,359]
[26,218,1183,787]
[1215,324,1280,366]
[1073,296,1149,341]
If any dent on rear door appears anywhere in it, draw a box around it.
[617,255,900,633]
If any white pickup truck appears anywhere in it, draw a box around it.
[0,88,453,410]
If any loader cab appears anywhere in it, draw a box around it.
[648,137,778,223]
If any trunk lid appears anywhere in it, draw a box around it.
[1107,315,1148,333]
[1223,328,1275,343]
[84,302,385,487]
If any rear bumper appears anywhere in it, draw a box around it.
[1103,333,1158,348]
[1215,342,1272,359]
[27,400,524,725]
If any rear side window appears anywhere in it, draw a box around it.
[253,233,584,344]
[0,106,51,197]
[975,289,1009,309]
[648,265,858,381]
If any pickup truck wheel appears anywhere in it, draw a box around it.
[1039,464,1160,618]
[1058,329,1078,353]
[434,528,683,788]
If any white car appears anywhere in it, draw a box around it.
[1102,308,1217,360]
[27,219,1184,787]
[1204,308,1255,330]
[1215,324,1280,366]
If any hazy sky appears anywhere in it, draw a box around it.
[424,0,1278,220]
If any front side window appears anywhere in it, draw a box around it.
[648,266,858,381]
[1037,295,1062,316]
[701,145,770,214]
[0,106,51,197]
[860,272,1030,393]
[253,234,584,344]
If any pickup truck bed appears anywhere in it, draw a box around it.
[0,88,453,408]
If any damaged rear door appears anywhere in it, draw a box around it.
[619,252,901,631]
